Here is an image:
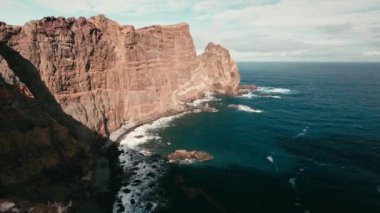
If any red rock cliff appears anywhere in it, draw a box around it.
[0,15,240,136]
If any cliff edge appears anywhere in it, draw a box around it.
[0,15,240,204]
[0,15,240,137]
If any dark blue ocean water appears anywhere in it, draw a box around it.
[139,62,380,212]
[116,63,380,213]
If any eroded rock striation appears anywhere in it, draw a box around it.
[0,15,240,137]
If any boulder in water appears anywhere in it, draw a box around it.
[167,150,213,163]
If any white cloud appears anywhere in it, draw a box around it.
[31,0,191,15]
[363,51,380,57]
[191,0,380,61]
[1,0,380,61]
[204,0,380,27]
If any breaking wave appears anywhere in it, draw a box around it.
[239,91,258,99]
[294,125,309,138]
[239,92,282,99]
[266,155,274,164]
[119,113,187,150]
[239,87,284,99]
[257,87,292,94]
[188,91,220,107]
[260,95,282,99]
[228,104,263,113]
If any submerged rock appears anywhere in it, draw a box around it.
[167,150,213,163]
[237,84,257,95]
[117,203,125,212]
[146,202,154,210]
[238,84,257,90]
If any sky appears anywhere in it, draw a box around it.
[1,0,380,62]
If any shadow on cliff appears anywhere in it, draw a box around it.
[0,42,121,211]
[0,42,98,142]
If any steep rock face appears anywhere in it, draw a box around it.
[0,76,88,195]
[0,15,240,137]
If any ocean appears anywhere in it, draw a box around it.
[113,62,380,213]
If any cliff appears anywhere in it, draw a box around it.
[0,15,240,203]
[0,15,240,137]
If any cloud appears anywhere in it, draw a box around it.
[202,0,380,27]
[317,23,354,35]
[192,0,278,13]
[30,0,191,15]
[363,51,380,57]
[193,0,380,61]
[1,0,380,61]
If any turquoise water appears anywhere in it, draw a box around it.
[117,62,380,212]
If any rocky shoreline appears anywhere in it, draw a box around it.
[110,93,230,212]
[0,90,244,212]
[0,89,248,212]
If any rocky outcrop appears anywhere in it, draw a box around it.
[0,15,240,137]
[167,150,213,163]
[237,84,257,96]
[238,84,257,90]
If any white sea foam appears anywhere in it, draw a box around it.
[239,91,282,99]
[114,149,167,213]
[239,91,258,99]
[289,177,297,188]
[294,125,309,138]
[169,158,198,164]
[192,109,203,113]
[114,90,222,212]
[119,113,187,150]
[188,91,220,107]
[139,149,153,156]
[257,87,291,94]
[266,155,274,164]
[114,113,189,213]
[228,104,262,113]
[263,95,282,99]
